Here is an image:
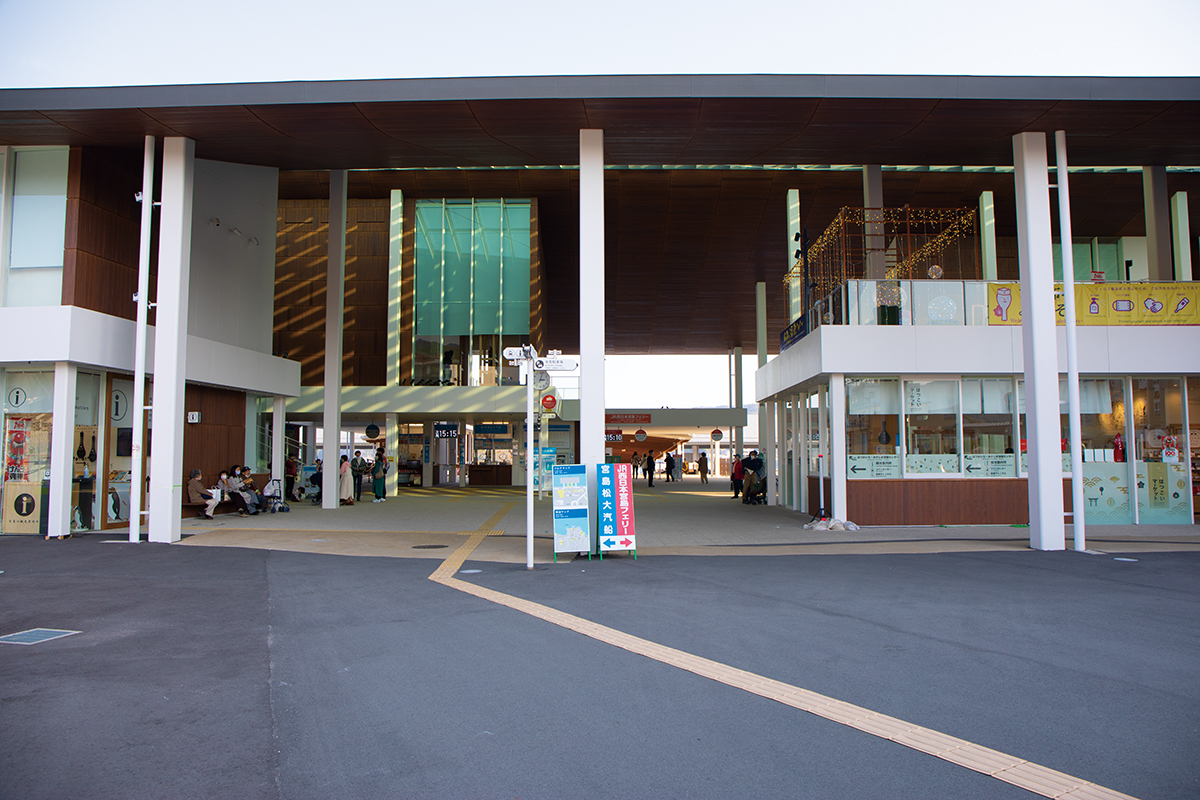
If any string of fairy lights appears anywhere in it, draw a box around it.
[785,207,979,306]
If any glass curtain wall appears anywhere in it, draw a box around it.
[412,199,531,386]
[1132,378,1190,523]
[4,148,68,307]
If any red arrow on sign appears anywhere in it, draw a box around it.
[621,538,633,547]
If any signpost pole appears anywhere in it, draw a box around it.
[525,348,535,570]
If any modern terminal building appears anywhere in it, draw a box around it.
[0,74,1197,548]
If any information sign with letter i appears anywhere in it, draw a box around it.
[551,464,591,560]
[597,463,636,559]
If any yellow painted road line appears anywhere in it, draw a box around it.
[428,536,1140,800]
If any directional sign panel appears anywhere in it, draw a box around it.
[846,454,901,479]
[963,454,1017,477]
[598,463,636,553]
[534,356,578,372]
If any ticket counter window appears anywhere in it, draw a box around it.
[904,380,960,474]
[845,379,900,478]
[961,378,1016,477]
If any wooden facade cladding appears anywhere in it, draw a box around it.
[277,196,544,388]
[181,383,247,484]
[274,199,389,387]
[844,478,1075,526]
[63,147,151,321]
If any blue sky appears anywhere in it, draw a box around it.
[2,0,1197,89]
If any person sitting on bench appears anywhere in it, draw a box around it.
[187,469,219,519]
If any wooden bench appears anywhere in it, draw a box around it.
[182,473,271,518]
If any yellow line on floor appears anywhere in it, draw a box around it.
[428,535,1139,800]
[477,502,516,533]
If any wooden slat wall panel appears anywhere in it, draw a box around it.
[273,198,389,386]
[181,384,246,484]
[63,146,146,319]
[847,479,1029,525]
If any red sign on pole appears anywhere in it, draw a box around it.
[634,429,647,442]
[541,394,557,410]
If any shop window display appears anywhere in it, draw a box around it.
[1132,378,1190,524]
[845,379,900,478]
[904,380,960,474]
[961,378,1017,477]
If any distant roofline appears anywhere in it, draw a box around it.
[3,73,1199,111]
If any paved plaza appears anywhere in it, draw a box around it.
[1,477,1197,799]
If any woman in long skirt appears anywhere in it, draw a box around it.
[338,455,354,505]
[371,448,388,502]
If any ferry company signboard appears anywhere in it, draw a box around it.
[598,463,636,556]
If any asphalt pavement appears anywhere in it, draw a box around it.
[1,530,1197,799]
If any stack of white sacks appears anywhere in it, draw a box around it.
[803,518,860,531]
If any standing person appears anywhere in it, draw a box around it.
[731,453,744,498]
[350,450,368,502]
[371,447,388,502]
[646,450,655,487]
[630,452,641,476]
[698,452,709,484]
[284,454,298,501]
[187,469,219,519]
[664,451,675,482]
[338,455,355,505]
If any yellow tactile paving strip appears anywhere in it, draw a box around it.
[429,534,1141,800]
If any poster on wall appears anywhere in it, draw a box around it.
[3,481,43,533]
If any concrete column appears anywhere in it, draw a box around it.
[863,165,885,279]
[756,282,772,503]
[148,137,195,544]
[1143,166,1173,281]
[1170,191,1192,281]
[980,190,998,280]
[817,384,827,516]
[271,396,285,482]
[422,421,433,487]
[776,398,787,506]
[1014,132,1066,551]
[579,129,605,538]
[387,189,404,386]
[322,170,348,510]
[733,346,743,457]
[795,392,807,513]
[245,398,258,469]
[386,414,399,496]
[458,421,468,487]
[830,373,848,521]
[47,362,77,538]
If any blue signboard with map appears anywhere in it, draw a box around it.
[551,464,590,554]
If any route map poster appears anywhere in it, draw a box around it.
[551,464,590,554]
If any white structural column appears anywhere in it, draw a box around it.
[796,393,806,513]
[1170,192,1192,281]
[579,129,606,544]
[1013,132,1065,551]
[1143,166,1173,281]
[148,137,195,544]
[422,421,434,487]
[458,421,468,487]
[776,399,787,506]
[129,135,155,543]
[47,362,77,538]
[272,396,285,482]
[1055,131,1085,552]
[386,414,399,496]
[817,386,827,517]
[791,395,802,512]
[829,374,848,521]
[863,165,885,279]
[979,190,998,280]
[756,282,774,504]
[322,170,348,510]
[733,346,743,457]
